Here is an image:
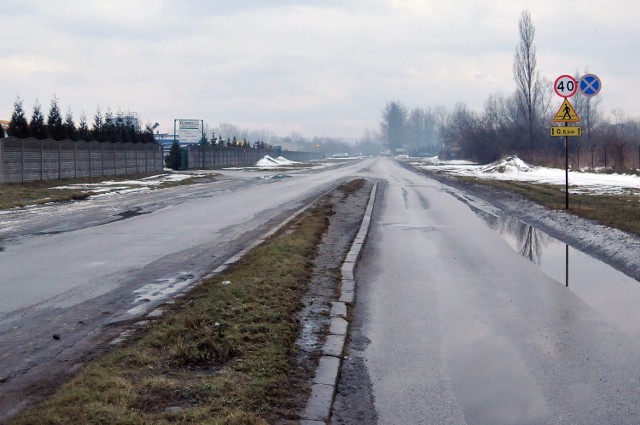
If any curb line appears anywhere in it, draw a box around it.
[300,181,378,424]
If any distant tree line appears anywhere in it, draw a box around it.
[7,95,156,144]
[376,10,640,167]
[199,122,357,156]
[199,131,273,149]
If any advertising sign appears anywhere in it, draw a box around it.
[176,119,202,143]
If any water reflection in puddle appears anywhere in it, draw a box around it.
[479,211,640,337]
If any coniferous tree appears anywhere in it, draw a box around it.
[8,95,29,138]
[29,100,47,139]
[78,112,90,141]
[92,107,103,141]
[47,95,64,140]
[143,124,156,144]
[63,107,76,140]
[103,108,115,142]
[166,140,181,169]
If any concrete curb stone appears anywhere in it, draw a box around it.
[300,181,378,424]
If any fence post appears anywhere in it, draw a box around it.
[40,140,44,181]
[21,139,24,183]
[0,139,3,184]
[74,141,77,178]
[58,141,62,180]
[101,143,105,177]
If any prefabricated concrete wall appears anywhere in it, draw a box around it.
[0,137,164,183]
[186,145,325,169]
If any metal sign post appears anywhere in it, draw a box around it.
[551,73,602,211]
[552,94,579,210]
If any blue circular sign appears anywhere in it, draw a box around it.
[579,74,601,97]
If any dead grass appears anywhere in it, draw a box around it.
[9,196,334,425]
[339,178,365,195]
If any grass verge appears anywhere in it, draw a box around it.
[0,174,216,210]
[456,176,640,236]
[9,196,335,424]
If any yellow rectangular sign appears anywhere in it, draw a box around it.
[550,126,582,137]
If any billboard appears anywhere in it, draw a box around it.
[175,119,202,143]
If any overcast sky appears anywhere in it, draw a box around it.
[3,0,638,140]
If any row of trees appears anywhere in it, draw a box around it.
[197,122,356,156]
[377,11,639,168]
[7,95,156,144]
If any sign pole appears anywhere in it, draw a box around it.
[565,122,569,210]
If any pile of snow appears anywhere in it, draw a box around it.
[275,156,299,165]
[254,155,299,168]
[480,156,533,174]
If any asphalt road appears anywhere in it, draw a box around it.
[3,157,640,424]
[339,158,640,424]
[0,160,367,419]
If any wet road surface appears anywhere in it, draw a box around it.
[349,158,640,424]
[3,157,640,423]
[0,160,367,419]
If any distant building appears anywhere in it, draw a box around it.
[154,133,175,151]
[0,120,8,137]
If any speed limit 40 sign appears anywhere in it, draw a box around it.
[554,75,578,98]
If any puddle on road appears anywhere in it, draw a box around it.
[260,174,292,180]
[479,211,640,337]
[116,207,149,220]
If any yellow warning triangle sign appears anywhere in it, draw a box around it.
[553,99,580,123]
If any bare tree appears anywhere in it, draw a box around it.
[380,101,407,153]
[513,10,540,149]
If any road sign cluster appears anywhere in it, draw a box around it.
[551,73,601,210]
[551,73,601,135]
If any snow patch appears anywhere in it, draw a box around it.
[480,155,533,174]
[255,155,299,168]
[419,157,640,196]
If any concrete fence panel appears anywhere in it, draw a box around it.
[0,137,164,184]
[184,145,325,170]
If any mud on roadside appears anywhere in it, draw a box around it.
[280,179,374,423]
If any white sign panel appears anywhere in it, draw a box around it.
[177,119,202,143]
[554,75,577,98]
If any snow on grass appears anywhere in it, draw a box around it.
[417,155,640,196]
[49,172,216,198]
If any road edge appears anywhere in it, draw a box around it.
[300,181,378,424]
